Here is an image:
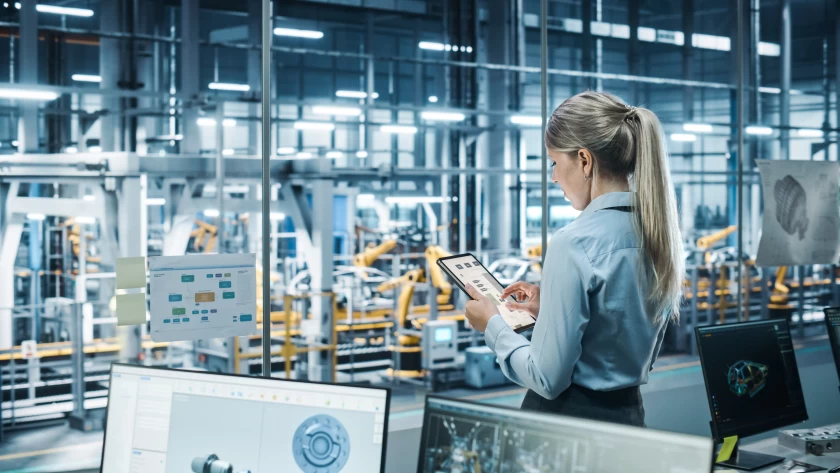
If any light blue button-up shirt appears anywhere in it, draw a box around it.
[484,191,668,399]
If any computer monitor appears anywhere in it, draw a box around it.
[823,307,840,387]
[100,364,390,473]
[696,319,808,470]
[417,395,714,473]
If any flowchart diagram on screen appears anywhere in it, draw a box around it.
[148,253,257,342]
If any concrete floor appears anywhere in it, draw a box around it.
[1,336,838,473]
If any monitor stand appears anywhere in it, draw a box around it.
[716,441,785,471]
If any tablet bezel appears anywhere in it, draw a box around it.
[436,252,536,333]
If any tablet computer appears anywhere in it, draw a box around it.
[437,253,536,333]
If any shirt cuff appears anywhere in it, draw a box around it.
[484,314,509,351]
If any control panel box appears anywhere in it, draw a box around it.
[465,346,511,389]
[421,320,458,370]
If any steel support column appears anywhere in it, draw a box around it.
[780,0,791,161]
[180,0,201,155]
[117,176,147,361]
[484,0,513,251]
[100,0,127,152]
[628,0,641,103]
[682,0,694,123]
[540,0,548,260]
[248,0,261,156]
[18,0,38,153]
[261,0,272,377]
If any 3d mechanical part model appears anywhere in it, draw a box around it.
[293,414,351,473]
[774,175,809,240]
[727,360,769,398]
[191,453,251,473]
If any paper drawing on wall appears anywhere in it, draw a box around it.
[774,175,808,240]
[756,160,840,267]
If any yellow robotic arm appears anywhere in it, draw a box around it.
[425,246,452,304]
[353,240,397,267]
[696,226,737,250]
[377,269,425,328]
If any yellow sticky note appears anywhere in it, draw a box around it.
[117,293,147,326]
[716,435,738,463]
[117,257,147,289]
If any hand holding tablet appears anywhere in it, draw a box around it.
[437,253,536,333]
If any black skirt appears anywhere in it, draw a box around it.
[520,384,646,427]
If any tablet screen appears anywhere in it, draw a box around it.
[439,254,536,331]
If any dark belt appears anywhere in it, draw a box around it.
[520,384,646,427]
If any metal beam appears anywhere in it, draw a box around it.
[180,0,201,155]
[780,0,791,161]
[540,0,548,262]
[17,0,38,153]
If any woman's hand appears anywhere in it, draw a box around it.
[501,281,540,318]
[464,284,499,333]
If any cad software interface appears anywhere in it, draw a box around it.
[824,308,840,381]
[697,321,807,438]
[101,365,388,473]
[419,397,713,473]
[439,255,535,330]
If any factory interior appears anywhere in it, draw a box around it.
[2,0,840,472]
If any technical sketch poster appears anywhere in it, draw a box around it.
[756,160,840,267]
[148,253,257,342]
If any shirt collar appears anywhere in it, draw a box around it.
[579,191,633,218]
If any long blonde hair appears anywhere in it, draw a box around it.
[545,91,683,322]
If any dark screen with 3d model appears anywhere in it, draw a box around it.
[825,308,840,382]
[697,320,807,439]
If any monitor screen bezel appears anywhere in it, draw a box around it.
[416,394,714,473]
[695,319,809,442]
[99,363,391,473]
[822,307,840,382]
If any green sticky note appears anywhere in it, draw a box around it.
[116,293,146,326]
[116,257,146,289]
[172,308,186,315]
[716,435,738,463]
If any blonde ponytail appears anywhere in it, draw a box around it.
[630,108,684,322]
[545,91,683,322]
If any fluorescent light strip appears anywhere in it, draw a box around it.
[385,196,452,205]
[208,82,250,92]
[428,96,438,103]
[356,151,368,158]
[270,212,285,221]
[294,121,335,131]
[71,74,101,83]
[380,125,417,134]
[797,128,824,138]
[0,89,59,100]
[88,146,102,153]
[325,151,344,159]
[418,41,445,51]
[277,147,296,155]
[421,111,465,122]
[682,123,713,133]
[26,213,46,221]
[64,146,78,154]
[82,195,95,201]
[296,152,313,159]
[222,149,235,156]
[745,125,773,136]
[203,209,220,217]
[197,118,237,128]
[335,90,379,99]
[145,198,166,206]
[510,115,542,126]
[75,216,96,225]
[274,27,323,39]
[312,105,362,117]
[670,133,697,142]
[36,5,94,16]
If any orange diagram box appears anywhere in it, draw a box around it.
[195,292,216,303]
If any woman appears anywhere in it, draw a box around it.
[464,91,684,427]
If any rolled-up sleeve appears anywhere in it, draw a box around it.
[483,234,592,399]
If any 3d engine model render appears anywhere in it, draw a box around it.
[191,453,251,473]
[293,414,351,473]
[775,175,809,240]
[727,360,769,398]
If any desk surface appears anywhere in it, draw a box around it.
[716,437,840,472]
